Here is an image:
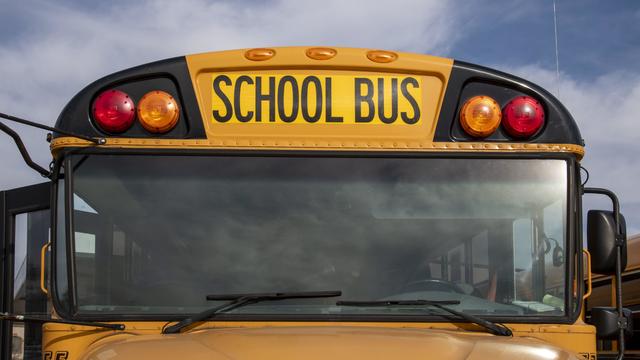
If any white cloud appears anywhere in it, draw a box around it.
[1,0,638,235]
[0,0,455,189]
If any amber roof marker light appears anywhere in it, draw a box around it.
[459,95,502,138]
[366,50,398,63]
[306,47,337,60]
[137,90,180,134]
[245,48,276,61]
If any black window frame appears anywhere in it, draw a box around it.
[50,148,582,325]
[0,183,51,360]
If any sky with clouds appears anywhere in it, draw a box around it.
[0,0,639,232]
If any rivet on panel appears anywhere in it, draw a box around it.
[245,48,276,61]
[306,47,337,60]
[366,50,398,63]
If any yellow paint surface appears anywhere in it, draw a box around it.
[188,48,449,146]
[43,321,595,360]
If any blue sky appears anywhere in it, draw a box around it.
[452,0,640,80]
[0,0,639,232]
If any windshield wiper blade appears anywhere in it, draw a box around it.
[0,312,125,330]
[336,299,512,337]
[163,290,342,334]
[337,300,460,306]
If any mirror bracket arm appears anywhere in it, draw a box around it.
[615,234,626,247]
[582,186,626,360]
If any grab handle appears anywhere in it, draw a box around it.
[583,249,592,300]
[40,242,51,295]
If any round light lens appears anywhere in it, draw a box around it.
[459,95,502,137]
[502,96,545,138]
[137,91,180,133]
[92,89,135,133]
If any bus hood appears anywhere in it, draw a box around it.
[81,326,580,360]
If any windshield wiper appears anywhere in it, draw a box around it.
[0,312,124,330]
[163,290,342,334]
[336,299,512,336]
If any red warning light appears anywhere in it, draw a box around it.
[502,96,545,138]
[92,90,135,133]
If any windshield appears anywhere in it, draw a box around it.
[56,155,569,319]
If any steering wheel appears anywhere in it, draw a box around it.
[400,279,465,294]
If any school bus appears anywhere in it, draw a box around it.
[0,47,633,360]
[587,234,640,358]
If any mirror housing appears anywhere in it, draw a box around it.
[587,210,627,275]
[589,307,633,340]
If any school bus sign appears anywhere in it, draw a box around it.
[210,73,422,125]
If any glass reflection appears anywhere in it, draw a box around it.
[62,155,568,317]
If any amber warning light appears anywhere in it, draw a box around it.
[137,91,180,133]
[459,95,501,137]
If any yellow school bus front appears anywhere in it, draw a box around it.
[45,47,591,360]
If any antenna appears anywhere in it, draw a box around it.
[553,0,561,98]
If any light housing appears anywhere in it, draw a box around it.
[137,90,180,133]
[502,96,545,138]
[459,95,501,138]
[92,89,135,133]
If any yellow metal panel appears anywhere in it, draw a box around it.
[43,321,595,360]
[186,47,451,147]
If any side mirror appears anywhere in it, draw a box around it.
[583,188,628,359]
[587,210,627,275]
[590,307,633,339]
